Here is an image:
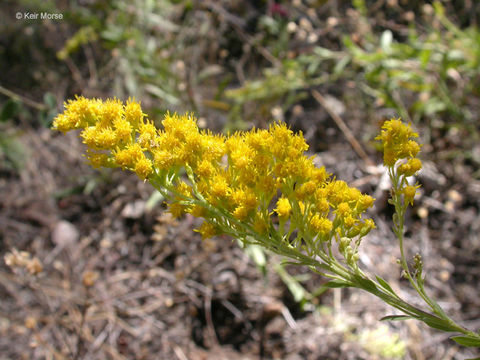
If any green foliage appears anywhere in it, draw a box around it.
[0,99,22,123]
[342,2,480,125]
[451,336,480,348]
[359,325,407,358]
[0,100,28,171]
[57,26,97,60]
[0,132,27,171]
[223,1,480,134]
[58,0,185,108]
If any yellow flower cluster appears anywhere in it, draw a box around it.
[376,119,423,207]
[376,118,421,167]
[53,97,376,260]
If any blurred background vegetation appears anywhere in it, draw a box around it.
[2,0,480,167]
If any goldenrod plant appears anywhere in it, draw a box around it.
[53,96,480,348]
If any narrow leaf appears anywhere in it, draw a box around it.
[375,275,395,294]
[380,315,412,322]
[450,336,480,347]
[353,275,377,292]
[322,280,352,289]
[423,317,459,332]
[274,264,308,303]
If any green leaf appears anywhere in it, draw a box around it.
[380,315,413,322]
[353,275,377,292]
[0,99,21,122]
[43,92,57,109]
[333,55,351,75]
[144,84,179,105]
[322,280,353,288]
[422,317,459,332]
[275,264,307,303]
[450,336,480,347]
[0,133,27,170]
[375,275,395,294]
[245,244,266,268]
[145,190,164,212]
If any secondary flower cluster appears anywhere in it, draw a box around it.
[53,96,375,264]
[375,119,422,206]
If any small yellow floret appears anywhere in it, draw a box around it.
[138,121,158,149]
[113,118,133,143]
[196,160,215,178]
[275,197,292,219]
[99,98,124,127]
[53,96,101,132]
[175,181,192,197]
[124,98,144,128]
[114,143,143,168]
[398,158,422,177]
[336,202,351,219]
[360,219,376,237]
[95,127,118,149]
[169,202,186,218]
[52,114,72,133]
[86,151,110,169]
[343,216,356,229]
[134,156,153,180]
[356,194,375,212]
[295,181,316,200]
[195,221,218,240]
[209,174,230,198]
[402,184,420,206]
[189,204,206,217]
[233,205,249,220]
[310,215,333,237]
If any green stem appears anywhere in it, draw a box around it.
[148,166,480,341]
[387,167,479,338]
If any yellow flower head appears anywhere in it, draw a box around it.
[113,117,133,143]
[310,215,333,238]
[124,98,144,128]
[95,127,118,149]
[295,180,316,201]
[188,204,206,218]
[195,221,219,240]
[402,184,421,206]
[169,202,186,218]
[99,98,124,128]
[138,120,158,149]
[335,202,352,219]
[398,158,422,177]
[209,173,230,199]
[233,205,249,220]
[52,96,101,132]
[113,143,144,169]
[275,197,292,219]
[134,156,153,180]
[85,151,111,169]
[376,119,421,167]
[356,194,375,212]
